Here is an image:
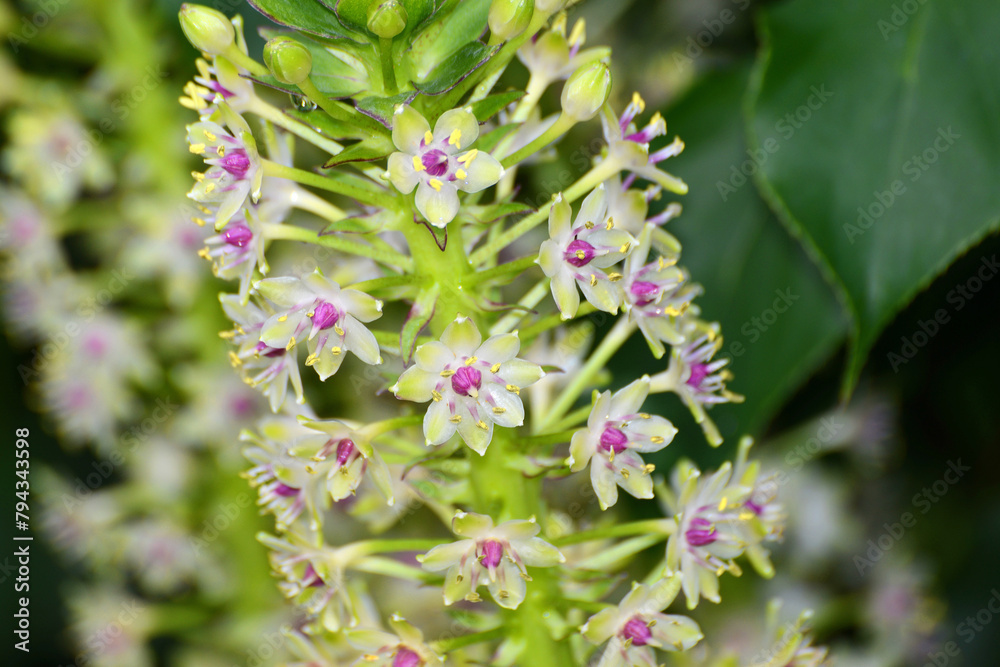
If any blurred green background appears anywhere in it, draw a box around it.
[3,0,1000,664]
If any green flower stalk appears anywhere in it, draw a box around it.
[172,2,828,665]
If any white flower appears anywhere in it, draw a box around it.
[601,92,687,195]
[387,105,503,227]
[391,316,543,455]
[346,615,443,667]
[581,574,702,667]
[418,511,564,609]
[254,269,383,381]
[568,377,677,510]
[538,185,634,319]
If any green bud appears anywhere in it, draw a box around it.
[561,60,611,122]
[368,0,407,39]
[178,3,235,55]
[489,0,535,42]
[535,0,567,12]
[263,37,313,85]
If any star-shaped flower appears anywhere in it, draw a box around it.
[417,511,564,609]
[390,316,543,455]
[538,185,634,319]
[254,269,383,381]
[346,615,443,667]
[581,574,703,667]
[568,377,677,510]
[387,105,503,227]
[601,93,687,195]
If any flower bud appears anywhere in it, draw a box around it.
[367,0,407,39]
[561,60,611,121]
[178,4,235,55]
[535,0,567,12]
[489,0,534,42]
[263,37,313,85]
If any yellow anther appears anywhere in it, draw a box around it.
[476,420,488,430]
[440,369,455,377]
[620,468,630,479]
[490,363,501,373]
[450,415,463,423]
[448,128,462,148]
[458,149,478,165]
[651,435,664,444]
[424,130,434,145]
[643,464,656,474]
[584,220,595,229]
[216,144,225,157]
[203,130,217,141]
[331,346,342,355]
[631,91,646,113]
[589,274,598,286]
[718,497,728,511]
[506,384,520,394]
[492,407,506,414]
[218,330,235,340]
[665,304,686,317]
[619,242,631,254]
[575,250,586,260]
[569,18,586,45]
[305,353,319,366]
[189,143,206,154]
[193,217,206,227]
[465,356,478,366]
[639,413,651,419]
[228,351,244,368]
[197,247,210,259]
[286,337,296,351]
[606,217,615,229]
[278,315,288,322]
[412,154,424,172]
[608,273,623,282]
[455,168,467,180]
[204,182,215,193]
[432,390,443,402]
[429,178,443,192]
[191,171,205,182]
[334,325,345,336]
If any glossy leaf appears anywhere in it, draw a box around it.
[401,283,441,363]
[746,0,1000,392]
[247,0,362,42]
[470,89,525,122]
[413,42,498,96]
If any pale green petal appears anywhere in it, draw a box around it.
[415,180,460,227]
[453,510,494,537]
[590,460,619,510]
[628,416,678,453]
[456,407,494,454]
[488,560,526,609]
[392,104,430,152]
[610,377,650,416]
[538,239,563,277]
[433,108,479,150]
[418,540,471,571]
[441,316,482,356]
[645,573,683,612]
[388,151,419,194]
[346,628,397,652]
[255,276,313,308]
[367,449,395,505]
[494,519,540,540]
[328,455,365,500]
[260,311,307,348]
[423,397,457,446]
[575,184,607,229]
[475,333,520,363]
[443,563,473,605]
[568,430,593,472]
[589,390,613,428]
[392,365,437,402]
[496,358,545,387]
[579,273,622,314]
[551,269,581,319]
[341,288,383,323]
[343,317,381,365]
[483,384,524,428]
[456,152,503,192]
[414,340,454,371]
[548,194,571,238]
[389,616,425,645]
[311,337,347,380]
[515,537,564,567]
[582,607,621,644]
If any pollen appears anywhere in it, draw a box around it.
[334,325,345,336]
[458,149,478,165]
[189,142,205,154]
[619,242,631,254]
[455,168,467,180]
[423,130,434,145]
[216,144,225,157]
[584,220,595,229]
[429,178,443,192]
[569,17,586,45]
[278,315,288,322]
[305,353,318,366]
[432,390,443,402]
[492,407,506,414]
[286,337,296,351]
[448,128,462,148]
[203,130,217,141]
[576,250,586,259]
[608,272,623,282]
[718,497,728,511]
[204,183,215,193]
[193,217,206,227]
[465,356,478,366]
[228,351,242,367]
[631,91,646,113]
[412,154,424,172]
[450,415,462,423]
[620,468,630,479]
[440,369,455,377]
[650,435,664,444]
[476,420,488,430]
[331,346,342,355]
[589,274,598,286]
[505,384,520,394]
[191,171,204,181]
[490,363,500,373]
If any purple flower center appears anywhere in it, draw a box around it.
[223,223,253,247]
[421,149,450,177]
[686,363,710,389]
[598,426,629,454]
[451,366,482,396]
[220,148,251,178]
[392,647,421,667]
[303,563,324,587]
[274,482,299,497]
[565,239,597,267]
[480,539,504,568]
[311,301,340,330]
[629,280,660,303]
[621,616,652,646]
[254,341,285,358]
[685,517,717,546]
[336,439,356,466]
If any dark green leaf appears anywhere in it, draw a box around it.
[470,90,524,123]
[413,42,498,96]
[477,124,517,153]
[287,109,370,141]
[355,91,418,127]
[404,0,491,80]
[331,0,438,37]
[747,0,1000,392]
[321,136,394,168]
[247,0,362,42]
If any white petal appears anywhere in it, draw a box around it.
[415,180,460,227]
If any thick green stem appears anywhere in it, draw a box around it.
[248,99,344,156]
[379,37,398,95]
[536,317,637,433]
[262,159,386,207]
[501,113,575,168]
[552,519,675,547]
